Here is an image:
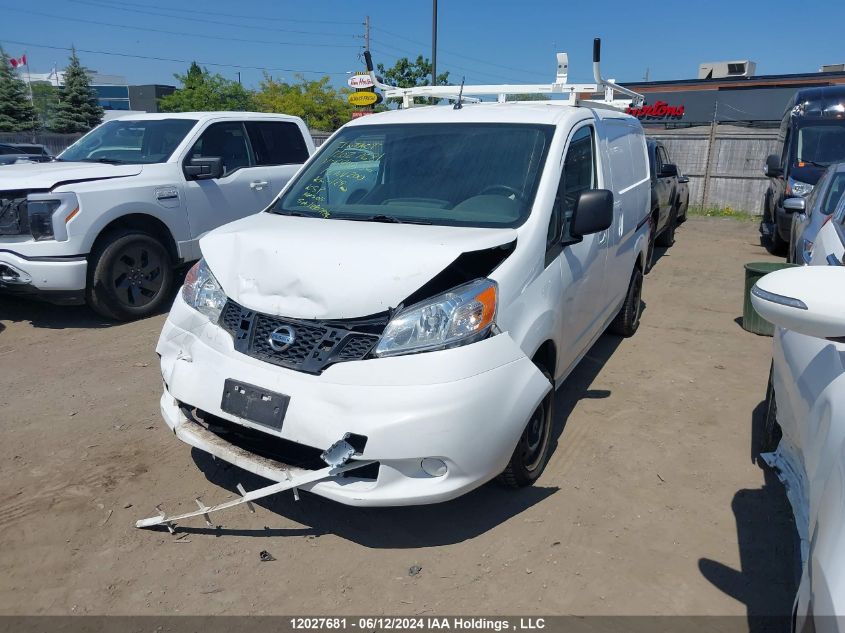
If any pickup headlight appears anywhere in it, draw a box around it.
[182,259,226,321]
[787,177,814,198]
[27,200,61,241]
[374,278,498,357]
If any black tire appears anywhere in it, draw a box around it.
[86,230,174,321]
[499,369,554,488]
[677,197,688,223]
[645,213,657,274]
[761,363,782,453]
[763,208,788,256]
[655,205,677,248]
[608,266,644,337]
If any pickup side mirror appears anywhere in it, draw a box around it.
[660,163,679,178]
[751,266,845,339]
[571,189,614,237]
[764,154,783,178]
[678,175,690,184]
[783,197,806,213]
[184,157,223,180]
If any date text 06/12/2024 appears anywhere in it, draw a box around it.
[289,618,547,631]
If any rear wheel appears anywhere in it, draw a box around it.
[608,266,644,337]
[499,369,554,488]
[656,205,677,248]
[86,230,174,321]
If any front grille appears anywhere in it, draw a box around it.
[0,191,29,236]
[219,300,383,374]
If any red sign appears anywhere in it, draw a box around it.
[351,111,375,119]
[626,100,684,119]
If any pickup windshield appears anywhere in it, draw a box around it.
[793,122,845,167]
[58,119,197,164]
[272,123,554,228]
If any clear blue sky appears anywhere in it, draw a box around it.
[1,0,843,89]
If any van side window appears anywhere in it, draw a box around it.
[548,125,596,251]
[186,122,251,176]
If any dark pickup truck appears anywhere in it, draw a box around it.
[646,138,685,269]
[0,143,53,165]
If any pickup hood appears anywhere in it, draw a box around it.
[0,161,143,191]
[200,212,517,320]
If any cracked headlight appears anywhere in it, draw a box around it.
[182,259,226,321]
[374,278,498,357]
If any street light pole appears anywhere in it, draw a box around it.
[431,0,437,86]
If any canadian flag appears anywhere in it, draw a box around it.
[9,54,27,68]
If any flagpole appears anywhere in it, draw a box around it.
[24,52,33,103]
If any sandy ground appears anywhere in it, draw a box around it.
[0,216,798,618]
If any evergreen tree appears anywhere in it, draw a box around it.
[49,48,104,133]
[0,47,38,131]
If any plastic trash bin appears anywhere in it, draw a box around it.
[743,261,798,336]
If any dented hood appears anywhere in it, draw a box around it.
[0,161,143,191]
[200,212,517,319]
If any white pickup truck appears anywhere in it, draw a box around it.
[0,112,313,320]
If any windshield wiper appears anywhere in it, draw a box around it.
[336,214,433,225]
[268,209,322,218]
[78,157,127,165]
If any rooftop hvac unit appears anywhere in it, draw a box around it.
[698,61,757,79]
[820,64,845,73]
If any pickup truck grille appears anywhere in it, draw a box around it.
[218,300,382,375]
[0,191,29,236]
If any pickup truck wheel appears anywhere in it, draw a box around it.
[655,206,677,248]
[645,215,656,273]
[761,363,782,453]
[498,369,554,488]
[87,230,173,321]
[608,267,643,337]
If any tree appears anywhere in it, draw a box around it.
[376,56,449,105]
[254,74,352,131]
[0,48,38,131]
[31,81,58,128]
[49,48,104,133]
[159,62,254,112]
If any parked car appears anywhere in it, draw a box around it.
[0,112,314,320]
[761,85,845,255]
[806,188,845,267]
[787,162,845,264]
[645,138,683,268]
[751,265,845,630]
[152,90,652,511]
[0,142,50,165]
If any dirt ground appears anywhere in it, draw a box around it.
[0,216,798,618]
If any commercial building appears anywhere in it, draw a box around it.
[21,70,174,113]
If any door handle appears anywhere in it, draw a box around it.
[250,180,269,190]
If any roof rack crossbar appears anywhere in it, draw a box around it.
[364,39,644,111]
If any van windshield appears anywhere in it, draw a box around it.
[58,119,197,165]
[272,123,554,228]
[793,123,845,167]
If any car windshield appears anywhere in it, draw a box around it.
[58,119,197,164]
[272,123,554,228]
[793,123,845,167]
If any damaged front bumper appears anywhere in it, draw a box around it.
[156,295,551,507]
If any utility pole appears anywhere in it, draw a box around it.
[236,71,241,85]
[431,0,437,86]
[364,15,370,51]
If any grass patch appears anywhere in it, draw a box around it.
[687,205,758,222]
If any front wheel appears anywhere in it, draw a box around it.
[87,230,174,321]
[498,369,554,488]
[608,267,644,337]
[656,206,677,248]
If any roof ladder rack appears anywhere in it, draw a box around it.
[363,38,644,111]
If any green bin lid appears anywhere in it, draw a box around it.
[744,262,798,275]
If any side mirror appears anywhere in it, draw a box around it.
[764,154,783,178]
[751,267,845,339]
[678,175,690,184]
[184,157,223,180]
[783,197,806,213]
[571,189,614,237]
[660,163,679,178]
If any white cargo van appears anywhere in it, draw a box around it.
[141,42,652,525]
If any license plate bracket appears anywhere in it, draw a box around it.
[220,379,289,431]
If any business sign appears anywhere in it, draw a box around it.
[348,74,374,89]
[351,111,376,119]
[626,100,685,119]
[348,91,378,106]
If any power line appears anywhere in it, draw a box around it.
[1,7,361,49]
[372,25,548,79]
[369,41,521,84]
[0,38,348,75]
[64,0,360,39]
[79,0,361,25]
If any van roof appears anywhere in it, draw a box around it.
[346,101,637,128]
[108,111,305,123]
